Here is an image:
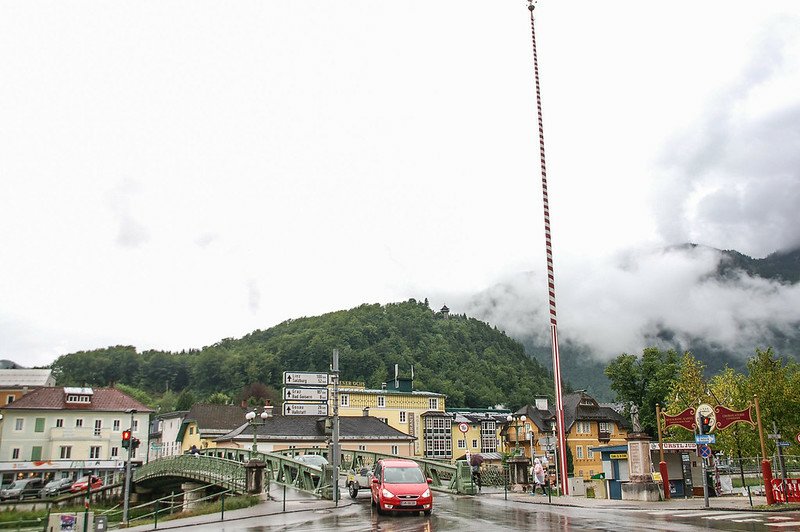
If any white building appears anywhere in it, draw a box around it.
[0,387,153,486]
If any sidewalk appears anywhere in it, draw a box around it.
[478,485,780,512]
[123,489,355,532]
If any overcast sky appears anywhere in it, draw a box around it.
[2,1,799,367]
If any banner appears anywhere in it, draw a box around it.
[713,405,754,430]
[663,407,696,431]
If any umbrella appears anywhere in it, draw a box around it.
[470,454,484,467]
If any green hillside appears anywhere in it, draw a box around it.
[51,299,553,410]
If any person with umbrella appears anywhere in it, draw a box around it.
[470,454,484,492]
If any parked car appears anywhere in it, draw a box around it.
[40,478,73,498]
[0,477,44,501]
[346,466,371,499]
[370,459,433,516]
[296,455,328,468]
[69,475,103,493]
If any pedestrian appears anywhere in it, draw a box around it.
[190,444,199,456]
[533,458,546,495]
[472,463,482,492]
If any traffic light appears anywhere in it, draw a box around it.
[131,438,141,450]
[700,416,712,435]
[122,430,132,449]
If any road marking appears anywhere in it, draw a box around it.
[766,522,800,528]
[672,511,729,517]
[705,513,760,520]
[768,516,795,521]
[732,519,763,523]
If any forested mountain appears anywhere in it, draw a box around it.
[51,300,553,411]
[478,245,800,402]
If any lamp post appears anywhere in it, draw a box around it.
[122,409,137,526]
[245,405,273,455]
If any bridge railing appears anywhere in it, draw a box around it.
[134,455,246,493]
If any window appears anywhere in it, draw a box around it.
[481,420,497,453]
[524,423,531,433]
[6,395,13,404]
[66,395,91,403]
[14,418,23,431]
[587,448,595,460]
[189,427,194,435]
[33,418,45,432]
[472,439,478,448]
[132,420,139,432]
[429,398,439,410]
[377,396,386,408]
[399,411,407,423]
[31,447,42,461]
[113,419,121,432]
[457,440,466,449]
[75,419,84,428]
[378,418,388,424]
[391,445,399,455]
[111,447,118,458]
[94,420,102,436]
[12,448,20,460]
[598,422,613,434]
[424,416,452,459]
[340,394,349,407]
[56,418,64,428]
[60,446,72,459]
[576,445,584,459]
[90,446,101,459]
[576,421,591,434]
[358,445,366,451]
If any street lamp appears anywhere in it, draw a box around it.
[245,405,273,454]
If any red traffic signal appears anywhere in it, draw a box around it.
[122,430,132,448]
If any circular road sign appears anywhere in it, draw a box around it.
[458,422,469,434]
[698,444,712,459]
[796,433,800,445]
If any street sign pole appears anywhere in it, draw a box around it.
[332,349,340,506]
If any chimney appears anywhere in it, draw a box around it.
[535,397,549,411]
[381,382,387,391]
[363,407,370,417]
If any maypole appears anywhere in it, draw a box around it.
[527,0,569,494]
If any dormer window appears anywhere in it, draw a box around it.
[66,395,91,403]
[64,387,94,404]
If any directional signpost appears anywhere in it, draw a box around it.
[283,387,328,402]
[283,402,328,416]
[695,434,716,445]
[283,372,329,386]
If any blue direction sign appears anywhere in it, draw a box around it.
[777,441,791,447]
[695,434,716,444]
[698,444,712,459]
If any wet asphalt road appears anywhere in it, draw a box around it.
[179,491,800,532]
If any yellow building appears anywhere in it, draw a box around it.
[509,393,630,480]
[420,409,511,461]
[330,376,446,456]
[562,392,629,479]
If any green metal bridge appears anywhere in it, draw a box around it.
[133,448,476,500]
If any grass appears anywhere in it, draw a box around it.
[0,495,262,530]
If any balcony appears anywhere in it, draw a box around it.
[598,431,611,443]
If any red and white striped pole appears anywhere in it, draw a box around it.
[528,1,569,494]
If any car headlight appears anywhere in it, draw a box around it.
[382,488,395,498]
[422,489,430,498]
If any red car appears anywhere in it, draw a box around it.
[370,459,433,516]
[70,475,103,493]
